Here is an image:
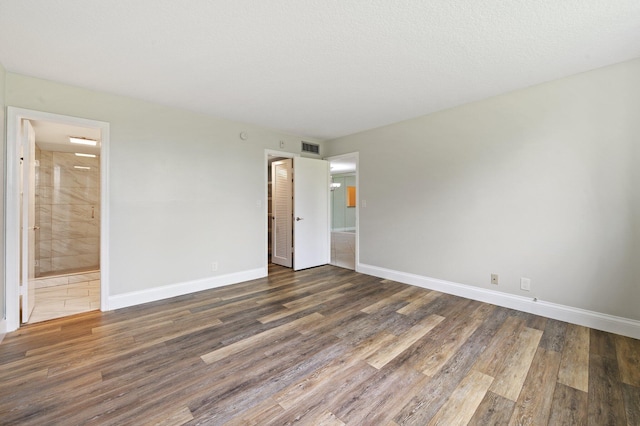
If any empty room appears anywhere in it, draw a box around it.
[0,1,639,425]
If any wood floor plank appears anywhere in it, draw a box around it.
[473,315,526,375]
[487,326,544,401]
[588,353,626,425]
[548,382,588,426]
[621,383,640,426]
[358,371,431,425]
[0,264,634,425]
[427,369,494,426]
[418,303,488,376]
[315,410,346,426]
[360,286,422,314]
[396,290,441,315]
[200,312,323,364]
[258,283,352,323]
[468,391,515,426]
[152,406,194,426]
[272,360,379,424]
[615,334,640,387]
[508,347,561,425]
[223,398,284,426]
[366,314,445,369]
[590,328,617,358]
[557,323,590,392]
[190,339,346,424]
[332,303,413,344]
[393,306,512,425]
[538,318,567,353]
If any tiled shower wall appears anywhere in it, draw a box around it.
[35,148,100,276]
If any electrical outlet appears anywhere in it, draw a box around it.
[212,262,218,272]
[521,277,531,291]
[279,140,285,148]
[491,274,499,285]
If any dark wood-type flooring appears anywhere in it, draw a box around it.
[1,265,639,425]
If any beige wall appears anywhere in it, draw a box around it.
[5,73,324,298]
[327,58,640,321]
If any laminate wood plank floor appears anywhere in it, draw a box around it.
[1,264,638,425]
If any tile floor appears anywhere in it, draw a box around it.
[28,271,101,323]
[331,231,356,270]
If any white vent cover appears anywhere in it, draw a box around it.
[301,141,320,155]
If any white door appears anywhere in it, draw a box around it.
[293,157,330,270]
[271,159,293,267]
[21,120,37,323]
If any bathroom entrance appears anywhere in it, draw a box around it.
[27,120,102,322]
[5,107,109,329]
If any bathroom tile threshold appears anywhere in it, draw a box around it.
[28,270,101,324]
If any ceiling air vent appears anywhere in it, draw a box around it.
[301,141,320,155]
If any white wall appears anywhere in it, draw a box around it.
[0,62,6,325]
[4,73,323,299]
[327,58,640,321]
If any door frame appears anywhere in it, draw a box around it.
[325,152,360,272]
[5,107,111,332]
[264,149,297,271]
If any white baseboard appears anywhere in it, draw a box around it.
[108,267,267,310]
[0,319,7,344]
[358,263,640,340]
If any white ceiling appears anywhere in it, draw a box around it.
[31,120,101,155]
[330,158,357,175]
[1,1,639,140]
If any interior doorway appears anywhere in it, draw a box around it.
[327,153,359,270]
[5,107,110,331]
[27,120,102,322]
[265,150,330,272]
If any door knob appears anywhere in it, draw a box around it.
[296,217,303,221]
[33,226,40,230]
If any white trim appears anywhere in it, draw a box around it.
[358,263,640,340]
[4,107,110,332]
[325,152,359,272]
[108,267,267,310]
[0,319,7,342]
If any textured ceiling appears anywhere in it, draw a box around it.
[1,1,639,140]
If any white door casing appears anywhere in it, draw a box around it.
[293,157,330,270]
[21,120,37,323]
[5,107,110,333]
[271,159,293,267]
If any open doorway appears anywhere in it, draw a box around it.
[5,107,110,331]
[27,120,102,323]
[327,153,359,270]
[267,153,291,266]
[265,149,330,272]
